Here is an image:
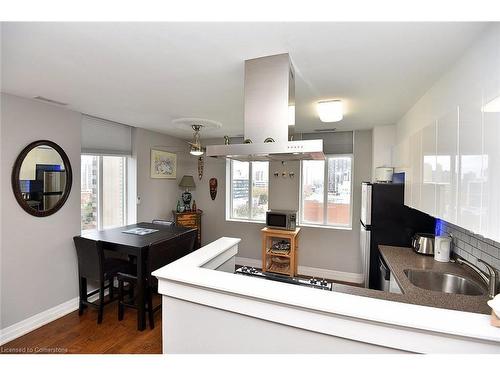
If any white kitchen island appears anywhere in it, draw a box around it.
[152,237,500,354]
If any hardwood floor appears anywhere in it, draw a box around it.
[0,295,162,354]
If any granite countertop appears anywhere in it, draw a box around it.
[333,245,491,315]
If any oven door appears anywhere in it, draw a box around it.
[266,212,287,229]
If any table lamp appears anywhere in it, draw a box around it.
[179,175,196,210]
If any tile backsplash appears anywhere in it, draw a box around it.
[440,221,500,273]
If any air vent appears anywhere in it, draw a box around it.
[314,128,337,133]
[33,96,68,106]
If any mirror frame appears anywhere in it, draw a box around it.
[11,140,73,217]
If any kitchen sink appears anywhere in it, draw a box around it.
[403,269,487,296]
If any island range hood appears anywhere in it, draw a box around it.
[206,53,324,161]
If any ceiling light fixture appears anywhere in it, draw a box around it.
[316,100,343,122]
[190,147,204,156]
[482,95,500,113]
[188,125,205,156]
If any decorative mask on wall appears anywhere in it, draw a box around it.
[209,178,218,200]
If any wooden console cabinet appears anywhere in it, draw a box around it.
[261,227,300,277]
[173,210,203,249]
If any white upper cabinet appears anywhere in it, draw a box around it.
[436,108,459,225]
[480,40,500,242]
[409,130,422,210]
[394,138,412,207]
[421,122,437,217]
[482,107,500,243]
[395,25,500,242]
[457,103,483,234]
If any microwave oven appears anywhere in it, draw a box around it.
[266,210,297,231]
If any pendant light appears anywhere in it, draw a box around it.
[188,125,205,156]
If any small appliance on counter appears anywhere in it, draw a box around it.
[434,235,452,262]
[374,167,394,183]
[411,233,435,255]
[265,210,297,231]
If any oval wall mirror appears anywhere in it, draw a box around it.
[11,140,73,217]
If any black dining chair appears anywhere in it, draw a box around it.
[152,219,175,226]
[73,236,135,324]
[117,230,196,329]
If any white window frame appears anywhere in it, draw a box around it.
[299,154,353,230]
[81,154,128,232]
[225,159,269,223]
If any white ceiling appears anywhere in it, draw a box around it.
[1,22,489,139]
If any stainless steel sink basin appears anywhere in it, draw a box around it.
[403,269,487,296]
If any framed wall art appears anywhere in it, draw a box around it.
[150,149,177,179]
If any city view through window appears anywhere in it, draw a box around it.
[229,156,351,228]
[231,160,269,221]
[302,156,352,227]
[81,155,126,231]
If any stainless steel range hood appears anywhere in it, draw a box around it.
[206,53,324,161]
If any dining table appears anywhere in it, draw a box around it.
[81,222,198,330]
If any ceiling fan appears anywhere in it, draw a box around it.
[187,124,204,156]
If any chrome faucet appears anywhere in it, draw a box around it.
[455,256,499,298]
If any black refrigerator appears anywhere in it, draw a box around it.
[360,182,435,290]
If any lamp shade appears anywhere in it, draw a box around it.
[179,175,196,188]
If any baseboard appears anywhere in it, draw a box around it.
[0,287,110,346]
[0,297,79,346]
[235,257,364,284]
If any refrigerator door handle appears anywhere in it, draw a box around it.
[361,183,372,227]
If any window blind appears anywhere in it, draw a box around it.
[81,115,132,155]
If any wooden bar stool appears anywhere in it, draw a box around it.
[118,232,196,329]
[73,236,134,324]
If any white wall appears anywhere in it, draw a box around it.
[0,95,193,331]
[132,127,191,222]
[0,93,82,329]
[372,125,396,178]
[185,130,372,275]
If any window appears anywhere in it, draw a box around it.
[228,160,269,222]
[300,155,352,228]
[81,155,127,231]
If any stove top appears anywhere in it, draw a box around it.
[235,266,333,291]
